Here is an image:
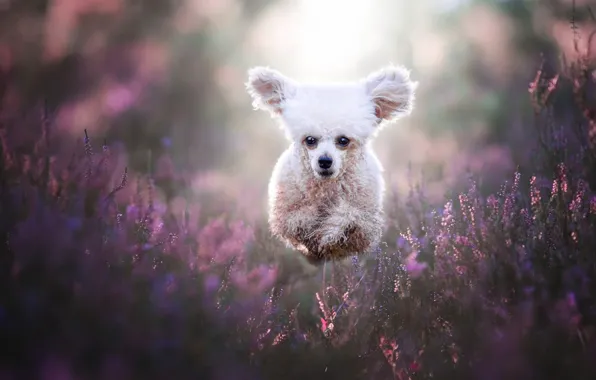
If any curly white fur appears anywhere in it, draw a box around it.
[246,65,418,264]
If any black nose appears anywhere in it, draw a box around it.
[318,156,333,169]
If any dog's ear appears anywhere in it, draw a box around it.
[364,65,418,123]
[246,67,296,116]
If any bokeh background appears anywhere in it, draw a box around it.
[2,1,596,379]
[1,0,593,218]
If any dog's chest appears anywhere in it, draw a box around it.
[303,174,367,207]
[306,179,341,202]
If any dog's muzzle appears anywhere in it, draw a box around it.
[318,169,334,178]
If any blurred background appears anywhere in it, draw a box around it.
[0,0,594,220]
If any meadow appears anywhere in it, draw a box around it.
[1,1,595,379]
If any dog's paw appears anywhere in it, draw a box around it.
[340,224,371,252]
[317,224,346,248]
[272,205,320,243]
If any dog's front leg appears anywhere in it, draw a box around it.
[269,199,320,248]
[316,200,363,248]
[317,199,383,255]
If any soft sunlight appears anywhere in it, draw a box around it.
[294,0,378,80]
[248,0,386,80]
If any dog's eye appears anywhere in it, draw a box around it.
[304,136,318,146]
[336,136,350,147]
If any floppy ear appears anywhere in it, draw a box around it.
[245,66,297,116]
[364,65,418,123]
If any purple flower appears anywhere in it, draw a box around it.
[66,217,82,232]
[161,137,172,148]
[397,236,408,249]
[405,252,428,279]
[204,274,221,293]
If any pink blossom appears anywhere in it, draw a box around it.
[104,84,136,116]
[230,265,277,295]
[405,252,428,278]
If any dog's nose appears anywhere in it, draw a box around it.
[318,156,333,169]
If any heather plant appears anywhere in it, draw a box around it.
[0,107,260,379]
[2,19,596,380]
[245,30,596,379]
[0,101,351,379]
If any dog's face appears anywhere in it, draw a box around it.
[301,131,356,179]
[246,65,417,179]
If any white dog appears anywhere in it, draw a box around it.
[246,65,417,264]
